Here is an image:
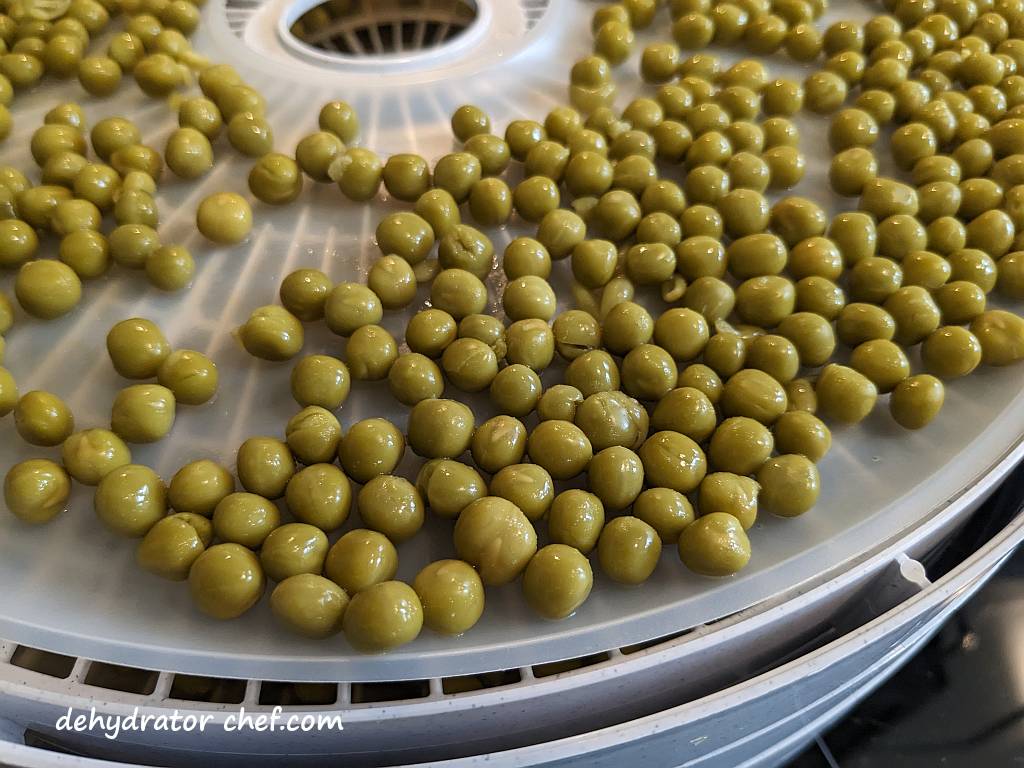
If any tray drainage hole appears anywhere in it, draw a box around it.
[169,674,246,704]
[441,668,522,694]
[350,679,430,703]
[10,646,75,679]
[620,627,694,655]
[83,662,158,695]
[288,0,478,57]
[259,682,338,706]
[532,652,611,679]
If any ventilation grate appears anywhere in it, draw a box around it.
[520,0,549,29]
[224,0,267,38]
[288,0,478,56]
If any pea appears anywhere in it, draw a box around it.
[460,313,506,353]
[94,464,166,537]
[324,529,396,594]
[922,326,983,378]
[849,256,903,303]
[296,131,344,183]
[598,516,661,584]
[318,100,358,143]
[757,455,820,517]
[196,192,252,245]
[746,333,801,382]
[415,188,460,237]
[188,544,265,620]
[431,268,487,320]
[240,306,303,361]
[721,369,788,424]
[213,492,280,549]
[970,309,1024,365]
[137,515,207,581]
[735,275,796,327]
[816,364,878,423]
[676,513,751,576]
[14,259,81,320]
[407,399,474,459]
[454,497,536,585]
[849,339,909,392]
[997,251,1024,298]
[828,147,877,196]
[935,280,988,324]
[680,204,725,238]
[270,574,347,639]
[890,374,945,429]
[179,97,223,139]
[638,430,707,492]
[525,419,593,480]
[4,459,70,524]
[414,560,484,635]
[324,282,382,336]
[330,147,382,201]
[406,309,456,358]
[0,219,38,267]
[521,545,593,620]
[168,459,234,516]
[885,286,942,346]
[248,153,302,205]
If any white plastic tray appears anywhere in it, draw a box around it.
[0,0,1022,681]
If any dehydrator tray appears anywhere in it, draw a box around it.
[0,0,1022,681]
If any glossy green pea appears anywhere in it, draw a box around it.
[587,445,644,510]
[237,436,294,499]
[94,464,166,537]
[638,430,706,493]
[815,364,878,423]
[836,303,896,346]
[196,193,252,245]
[970,310,1024,365]
[698,473,759,530]
[284,406,341,465]
[890,374,945,429]
[597,516,661,584]
[708,416,773,474]
[884,286,942,346]
[4,459,71,525]
[677,513,751,576]
[413,560,484,635]
[849,339,910,393]
[358,475,424,543]
[270,573,348,638]
[168,459,234,516]
[212,492,280,549]
[240,306,303,361]
[935,280,987,324]
[921,326,983,378]
[523,544,593,620]
[757,455,820,517]
[188,543,266,620]
[574,390,648,452]
[721,369,788,424]
[734,275,796,327]
[137,515,207,581]
[407,399,474,458]
[324,529,396,594]
[745,333,801,382]
[547,489,604,554]
[283,463,351,533]
[453,496,537,585]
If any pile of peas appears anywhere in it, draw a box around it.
[2,0,1024,652]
